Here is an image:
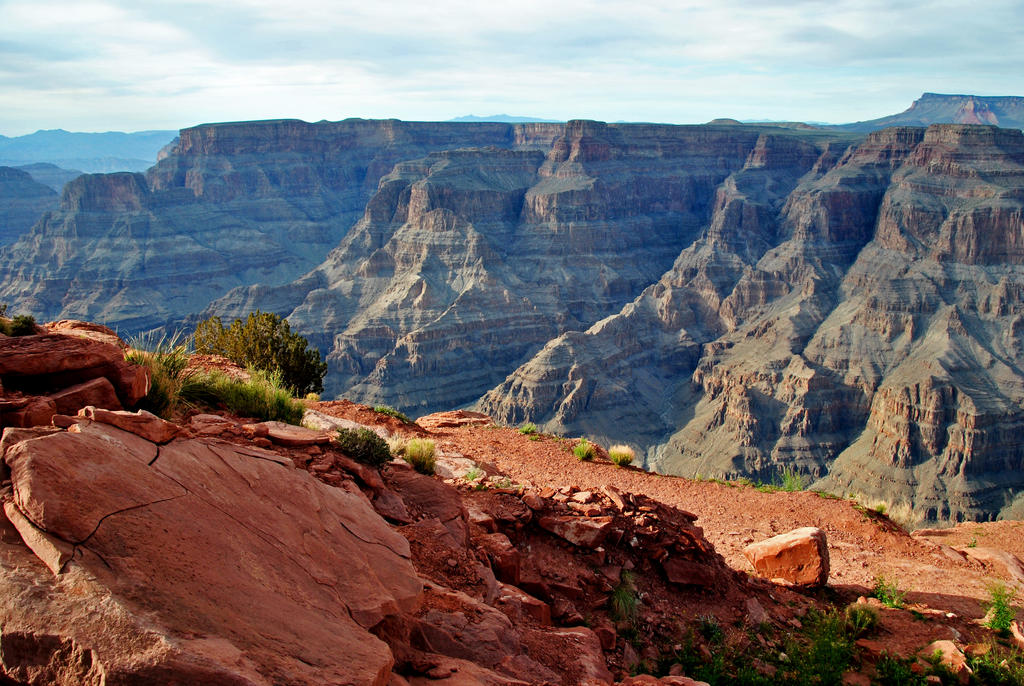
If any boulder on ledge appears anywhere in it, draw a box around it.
[743,526,830,587]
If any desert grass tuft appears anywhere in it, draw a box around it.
[181,368,304,425]
[608,444,635,467]
[125,331,194,417]
[404,438,436,475]
[574,437,596,461]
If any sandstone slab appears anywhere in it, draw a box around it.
[388,467,469,546]
[78,406,179,444]
[0,425,423,685]
[416,411,492,431]
[256,420,332,447]
[661,556,716,588]
[47,377,121,415]
[0,334,122,377]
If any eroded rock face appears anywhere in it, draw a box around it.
[6,118,1024,522]
[485,124,1024,523]
[0,325,150,428]
[0,166,57,247]
[0,417,422,685]
[0,120,561,332]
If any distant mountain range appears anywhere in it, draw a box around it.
[0,129,177,173]
[834,93,1024,131]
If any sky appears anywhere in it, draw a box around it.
[1,0,1022,136]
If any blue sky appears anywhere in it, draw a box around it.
[1,0,1022,135]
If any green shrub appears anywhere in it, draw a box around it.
[609,570,639,624]
[985,581,1016,634]
[386,434,407,457]
[193,311,327,396]
[780,466,805,492]
[518,422,537,435]
[404,438,436,475]
[336,427,391,468]
[125,332,194,417]
[845,604,878,638]
[574,438,596,461]
[181,369,304,424]
[374,405,411,423]
[608,444,635,467]
[968,643,1024,685]
[697,614,724,645]
[871,575,905,609]
[789,609,855,684]
[873,653,922,685]
[1,312,37,336]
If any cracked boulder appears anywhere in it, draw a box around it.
[0,420,423,685]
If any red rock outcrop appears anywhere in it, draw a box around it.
[1,410,422,685]
[0,323,150,428]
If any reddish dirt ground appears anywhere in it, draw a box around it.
[299,401,1024,664]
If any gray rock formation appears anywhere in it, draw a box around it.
[484,124,1024,524]
[0,119,563,331]
[0,167,57,247]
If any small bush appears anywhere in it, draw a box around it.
[1,312,37,337]
[181,369,304,424]
[790,609,856,684]
[871,575,905,609]
[404,438,436,475]
[969,643,1024,684]
[985,581,1016,634]
[697,614,724,645]
[464,467,484,483]
[336,427,391,467]
[608,444,635,467]
[873,653,921,685]
[609,570,639,624]
[845,604,879,638]
[780,466,805,492]
[518,422,537,435]
[374,405,411,423]
[574,438,596,461]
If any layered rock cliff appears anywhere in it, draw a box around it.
[4,117,1024,522]
[0,119,562,331]
[208,121,782,408]
[485,124,1024,523]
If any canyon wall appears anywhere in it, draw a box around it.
[3,117,1024,522]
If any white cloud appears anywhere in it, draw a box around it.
[0,0,1022,133]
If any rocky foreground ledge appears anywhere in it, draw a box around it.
[2,323,1024,684]
[0,403,746,685]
